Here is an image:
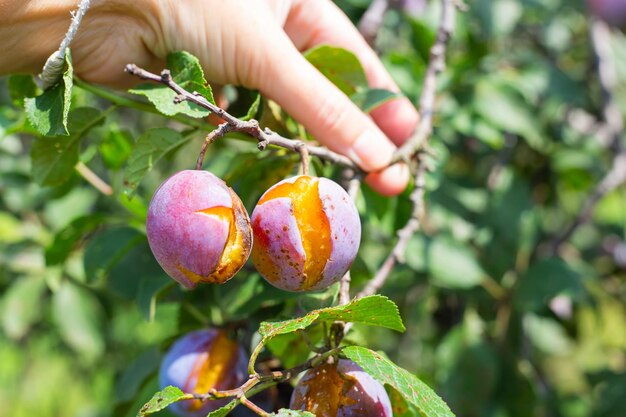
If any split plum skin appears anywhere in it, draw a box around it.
[290,359,393,417]
[250,175,361,292]
[146,170,252,288]
[159,329,249,417]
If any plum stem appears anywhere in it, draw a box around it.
[240,396,269,416]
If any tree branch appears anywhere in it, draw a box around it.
[590,17,624,151]
[391,0,455,163]
[124,65,358,170]
[189,347,342,404]
[358,0,390,46]
[356,0,456,297]
[357,160,426,298]
[550,18,626,253]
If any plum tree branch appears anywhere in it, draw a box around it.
[124,64,358,170]
[391,0,455,163]
[356,0,456,298]
[186,346,342,411]
[358,0,391,46]
[357,160,426,298]
[550,18,626,253]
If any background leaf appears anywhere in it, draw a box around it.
[304,45,368,95]
[52,281,105,361]
[123,127,193,194]
[31,107,104,185]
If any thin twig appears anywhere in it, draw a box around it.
[550,153,626,253]
[124,65,358,170]
[590,17,624,151]
[192,347,341,405]
[40,0,92,89]
[196,123,233,169]
[550,18,625,253]
[391,0,455,163]
[240,397,269,417]
[358,0,390,46]
[357,160,426,298]
[355,0,456,297]
[75,162,113,196]
[297,143,310,176]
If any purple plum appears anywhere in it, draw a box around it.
[290,359,393,417]
[147,170,252,288]
[250,175,361,292]
[588,0,626,27]
[159,329,249,417]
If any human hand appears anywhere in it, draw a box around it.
[2,0,419,195]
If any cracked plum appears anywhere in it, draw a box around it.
[250,175,361,292]
[159,329,249,417]
[147,170,252,288]
[290,359,392,417]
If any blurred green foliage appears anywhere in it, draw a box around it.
[1,0,626,416]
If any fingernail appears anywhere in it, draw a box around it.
[365,162,410,196]
[348,129,395,172]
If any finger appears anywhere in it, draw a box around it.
[365,162,411,196]
[284,0,419,145]
[260,37,398,175]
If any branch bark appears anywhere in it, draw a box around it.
[124,65,358,170]
[357,160,426,298]
[550,18,625,253]
[391,0,455,163]
[358,0,456,297]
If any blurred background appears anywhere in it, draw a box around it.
[1,0,625,416]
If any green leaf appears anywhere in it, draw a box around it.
[0,212,23,243]
[523,314,572,354]
[514,258,583,312]
[474,80,547,152]
[267,326,325,369]
[428,237,485,289]
[242,92,261,121]
[259,295,405,340]
[343,346,455,417]
[100,129,134,170]
[25,51,73,136]
[137,274,174,321]
[304,45,368,95]
[206,400,240,416]
[8,74,38,107]
[115,348,161,404]
[137,386,191,416]
[129,51,215,118]
[351,89,402,113]
[271,410,315,417]
[52,281,105,360]
[123,127,193,194]
[83,226,144,282]
[45,214,108,266]
[31,107,104,186]
[105,240,167,300]
[1,276,47,340]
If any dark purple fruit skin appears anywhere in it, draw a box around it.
[289,359,392,417]
[159,329,249,417]
[588,0,626,27]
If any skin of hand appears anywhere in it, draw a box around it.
[0,0,419,195]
